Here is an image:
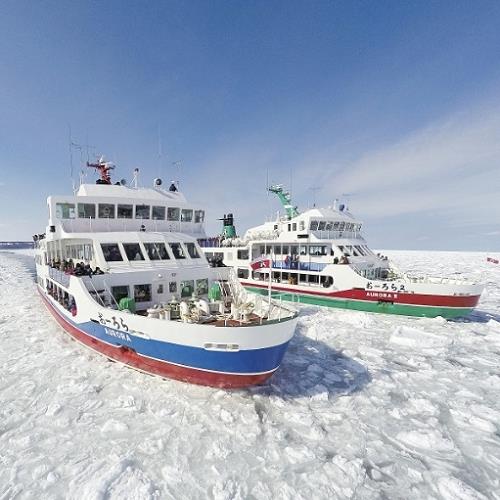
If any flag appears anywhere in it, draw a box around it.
[251,256,271,271]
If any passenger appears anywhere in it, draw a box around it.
[333,257,339,265]
[93,267,104,275]
[169,181,177,192]
[140,224,146,232]
[84,264,93,277]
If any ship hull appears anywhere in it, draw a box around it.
[243,283,480,319]
[40,290,292,388]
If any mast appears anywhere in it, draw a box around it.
[268,184,299,220]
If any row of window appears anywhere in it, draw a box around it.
[310,220,362,232]
[101,241,200,262]
[111,278,209,304]
[55,202,205,223]
[257,244,331,257]
[253,271,334,287]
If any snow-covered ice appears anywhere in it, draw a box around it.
[0,250,499,499]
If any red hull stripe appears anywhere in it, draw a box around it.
[242,281,480,308]
[39,291,274,389]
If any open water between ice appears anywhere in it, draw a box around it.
[0,250,499,499]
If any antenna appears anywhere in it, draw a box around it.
[309,186,321,207]
[133,168,139,188]
[172,160,181,190]
[157,124,163,179]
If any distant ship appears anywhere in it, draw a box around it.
[199,185,483,318]
[34,159,297,388]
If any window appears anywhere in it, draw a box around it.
[299,245,307,255]
[152,206,165,220]
[237,268,249,279]
[237,249,249,260]
[308,274,319,284]
[325,222,333,231]
[310,220,319,230]
[299,221,305,231]
[167,207,180,221]
[56,203,76,219]
[144,242,170,260]
[169,281,177,293]
[135,205,150,219]
[181,209,193,222]
[180,280,194,298]
[309,245,327,256]
[274,245,282,255]
[157,284,164,294]
[282,245,289,255]
[98,204,115,218]
[117,204,133,219]
[123,243,145,261]
[134,284,151,302]
[194,210,205,223]
[196,279,209,295]
[292,223,297,231]
[101,243,123,261]
[185,242,200,258]
[78,203,96,219]
[318,221,326,231]
[338,222,345,231]
[112,285,129,303]
[169,243,185,259]
[288,224,291,231]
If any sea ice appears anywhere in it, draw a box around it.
[0,249,499,499]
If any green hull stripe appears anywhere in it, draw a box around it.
[245,286,473,319]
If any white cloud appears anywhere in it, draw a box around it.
[318,99,500,224]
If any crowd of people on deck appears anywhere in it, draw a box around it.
[49,258,105,277]
[46,281,77,316]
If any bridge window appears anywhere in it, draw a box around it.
[169,243,186,259]
[167,207,180,221]
[185,242,200,258]
[169,281,177,293]
[56,203,76,219]
[78,203,96,219]
[237,268,249,279]
[237,249,249,260]
[101,243,123,261]
[98,204,115,218]
[117,204,133,219]
[318,221,326,231]
[299,221,305,231]
[135,205,150,219]
[196,279,209,295]
[325,221,333,231]
[134,284,151,303]
[194,210,205,223]
[123,243,145,261]
[338,222,345,231]
[181,209,193,222]
[310,220,319,230]
[299,245,307,255]
[152,206,165,220]
[111,285,129,302]
[333,222,340,230]
[292,223,297,231]
[144,242,170,260]
[180,280,194,298]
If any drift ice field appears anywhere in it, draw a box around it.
[1,249,499,500]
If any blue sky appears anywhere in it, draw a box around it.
[1,0,499,250]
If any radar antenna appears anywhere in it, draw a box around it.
[87,156,115,184]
